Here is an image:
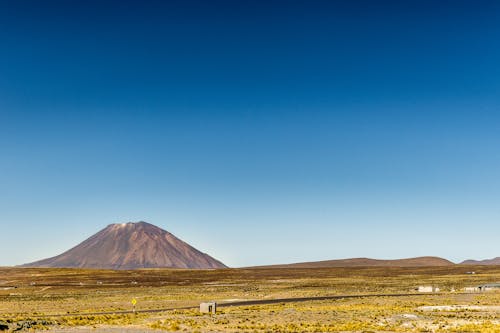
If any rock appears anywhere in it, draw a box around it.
[0,321,9,331]
[14,320,33,331]
[12,319,52,331]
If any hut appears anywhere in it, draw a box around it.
[200,302,217,314]
[417,286,440,293]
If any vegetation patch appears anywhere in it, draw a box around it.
[0,266,499,332]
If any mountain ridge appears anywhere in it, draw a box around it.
[249,256,455,268]
[461,257,500,265]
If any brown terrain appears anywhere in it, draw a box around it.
[461,257,500,265]
[22,221,227,269]
[251,256,455,268]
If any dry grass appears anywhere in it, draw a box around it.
[0,266,499,331]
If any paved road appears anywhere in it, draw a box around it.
[32,292,445,318]
[48,328,165,333]
[217,292,434,307]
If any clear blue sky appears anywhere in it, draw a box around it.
[1,0,499,267]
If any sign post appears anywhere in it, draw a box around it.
[131,298,137,313]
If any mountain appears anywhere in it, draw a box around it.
[251,256,454,268]
[22,222,227,269]
[461,257,500,265]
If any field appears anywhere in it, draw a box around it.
[0,266,499,332]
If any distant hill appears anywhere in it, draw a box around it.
[251,256,454,268]
[461,257,500,265]
[22,221,227,270]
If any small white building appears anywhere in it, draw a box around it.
[417,286,440,293]
[464,284,500,292]
[200,302,217,314]
[478,283,500,292]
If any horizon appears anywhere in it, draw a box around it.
[7,220,499,268]
[1,0,500,267]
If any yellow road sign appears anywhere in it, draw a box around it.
[131,298,137,305]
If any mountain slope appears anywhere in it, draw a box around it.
[22,222,226,269]
[251,256,454,268]
[461,257,500,265]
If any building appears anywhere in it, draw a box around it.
[200,302,217,314]
[417,286,440,293]
[478,283,500,292]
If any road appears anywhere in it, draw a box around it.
[31,292,447,318]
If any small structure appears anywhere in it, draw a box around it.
[200,302,217,314]
[417,286,440,293]
[478,283,500,292]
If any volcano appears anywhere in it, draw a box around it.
[22,221,227,269]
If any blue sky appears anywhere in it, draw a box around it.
[1,1,499,267]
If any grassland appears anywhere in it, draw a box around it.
[0,265,499,332]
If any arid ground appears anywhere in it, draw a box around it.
[0,266,499,332]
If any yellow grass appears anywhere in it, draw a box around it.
[0,266,499,332]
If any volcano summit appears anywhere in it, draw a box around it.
[22,221,226,269]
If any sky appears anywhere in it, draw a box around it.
[1,0,499,267]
